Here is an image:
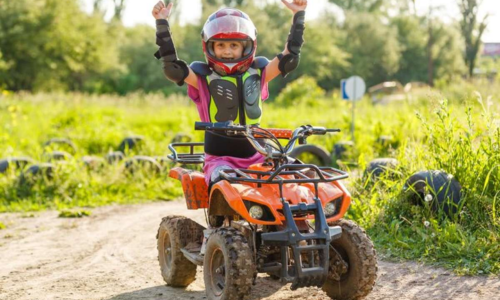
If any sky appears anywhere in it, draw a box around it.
[82,0,499,42]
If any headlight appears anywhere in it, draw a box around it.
[324,202,336,217]
[249,205,264,219]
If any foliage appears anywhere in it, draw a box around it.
[429,19,467,84]
[0,0,122,92]
[290,13,349,91]
[391,15,429,84]
[339,12,401,87]
[328,0,387,13]
[0,0,484,96]
[113,25,168,95]
[274,76,325,107]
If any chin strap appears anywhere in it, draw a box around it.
[277,11,305,77]
[154,19,189,86]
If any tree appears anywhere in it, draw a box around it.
[339,12,401,86]
[293,14,349,91]
[458,0,488,78]
[0,51,11,89]
[113,0,126,21]
[0,0,122,91]
[328,0,387,13]
[429,19,466,83]
[391,14,465,86]
[93,0,106,15]
[391,15,428,84]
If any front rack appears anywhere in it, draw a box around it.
[218,164,348,185]
[167,142,205,164]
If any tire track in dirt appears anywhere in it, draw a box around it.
[0,200,499,300]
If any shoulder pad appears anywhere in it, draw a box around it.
[189,61,212,76]
[251,57,270,70]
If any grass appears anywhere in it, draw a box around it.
[0,78,499,275]
[58,209,91,218]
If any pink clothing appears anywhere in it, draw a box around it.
[186,69,269,185]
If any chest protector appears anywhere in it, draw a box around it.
[206,68,262,125]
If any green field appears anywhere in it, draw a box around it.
[0,79,499,275]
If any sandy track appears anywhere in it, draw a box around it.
[0,200,499,300]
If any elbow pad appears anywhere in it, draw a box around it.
[277,53,300,78]
[154,19,189,86]
[163,60,189,86]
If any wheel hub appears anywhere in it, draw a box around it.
[163,232,172,269]
[328,245,348,281]
[210,248,226,296]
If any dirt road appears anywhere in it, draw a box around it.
[1,200,499,300]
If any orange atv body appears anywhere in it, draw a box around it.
[169,163,351,225]
[158,123,377,300]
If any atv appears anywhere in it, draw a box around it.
[157,121,377,300]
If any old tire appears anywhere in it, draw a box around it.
[0,157,35,174]
[404,170,462,215]
[157,215,204,287]
[19,163,55,185]
[290,144,332,166]
[124,156,162,174]
[43,138,77,154]
[332,141,354,160]
[323,219,377,300]
[118,136,144,153]
[43,151,73,162]
[364,158,399,179]
[105,151,125,164]
[204,227,254,300]
[82,156,105,170]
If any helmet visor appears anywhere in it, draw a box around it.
[202,15,256,42]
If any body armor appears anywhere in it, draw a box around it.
[206,67,263,126]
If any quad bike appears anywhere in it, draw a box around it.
[157,121,377,300]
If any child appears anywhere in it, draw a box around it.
[152,0,307,188]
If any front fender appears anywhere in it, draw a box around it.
[210,181,282,225]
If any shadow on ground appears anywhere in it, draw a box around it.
[106,276,291,300]
[107,285,206,300]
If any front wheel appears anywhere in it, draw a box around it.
[323,219,378,300]
[203,227,254,300]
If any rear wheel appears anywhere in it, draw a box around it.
[323,219,377,300]
[290,144,332,166]
[157,215,204,287]
[204,227,254,300]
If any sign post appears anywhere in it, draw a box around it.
[341,76,366,143]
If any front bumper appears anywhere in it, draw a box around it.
[260,198,342,290]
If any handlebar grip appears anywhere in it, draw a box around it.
[309,127,341,135]
[194,122,213,131]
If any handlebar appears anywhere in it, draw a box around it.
[194,121,340,158]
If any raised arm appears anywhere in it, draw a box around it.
[152,1,198,89]
[265,0,307,83]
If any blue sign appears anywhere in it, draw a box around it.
[341,79,348,100]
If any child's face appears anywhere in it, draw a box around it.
[213,40,244,60]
